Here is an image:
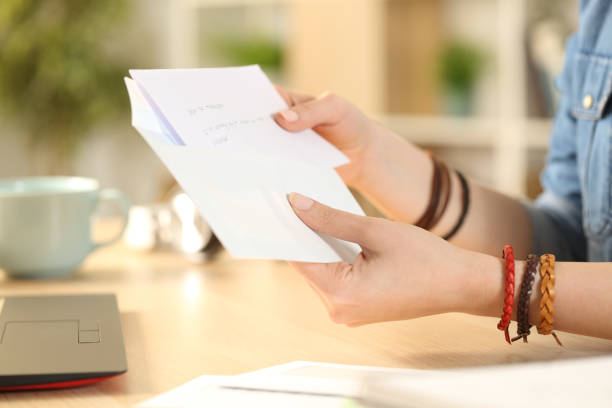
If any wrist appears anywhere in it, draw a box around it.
[458,250,528,321]
[350,123,432,222]
[426,247,496,316]
[347,120,393,188]
[456,250,504,316]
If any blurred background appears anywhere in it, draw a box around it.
[0,0,578,209]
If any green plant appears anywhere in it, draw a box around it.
[438,41,484,94]
[211,35,283,71]
[0,0,130,165]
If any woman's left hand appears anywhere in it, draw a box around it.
[287,192,493,326]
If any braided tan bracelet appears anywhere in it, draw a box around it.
[537,254,562,346]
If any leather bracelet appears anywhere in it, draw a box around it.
[428,159,451,231]
[442,170,469,241]
[537,254,563,346]
[497,245,515,345]
[511,254,538,343]
[414,152,441,230]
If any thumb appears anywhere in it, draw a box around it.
[288,192,382,251]
[274,92,345,133]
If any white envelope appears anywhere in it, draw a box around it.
[129,65,348,168]
[125,76,364,263]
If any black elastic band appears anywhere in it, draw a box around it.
[442,170,470,241]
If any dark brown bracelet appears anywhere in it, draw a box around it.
[428,159,451,231]
[442,170,469,241]
[415,152,442,230]
[511,254,538,343]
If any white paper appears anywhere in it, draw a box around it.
[136,375,355,408]
[124,75,175,144]
[135,362,378,408]
[135,361,423,408]
[137,358,612,408]
[146,144,364,262]
[360,356,612,408]
[125,76,363,262]
[129,66,348,168]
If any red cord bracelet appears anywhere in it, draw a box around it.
[497,245,515,344]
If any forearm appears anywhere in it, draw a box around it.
[438,181,532,258]
[353,127,533,258]
[465,253,612,340]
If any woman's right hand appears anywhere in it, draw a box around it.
[273,87,385,187]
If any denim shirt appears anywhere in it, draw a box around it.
[526,0,612,261]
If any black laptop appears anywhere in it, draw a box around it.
[0,294,127,390]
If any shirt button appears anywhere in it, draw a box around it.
[583,94,594,109]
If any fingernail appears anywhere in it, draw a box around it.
[280,109,298,122]
[288,192,314,211]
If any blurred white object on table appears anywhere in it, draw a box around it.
[124,190,215,259]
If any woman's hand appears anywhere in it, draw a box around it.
[274,86,435,227]
[274,87,386,187]
[287,193,612,341]
[287,192,491,326]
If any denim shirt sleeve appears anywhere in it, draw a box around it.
[523,35,588,261]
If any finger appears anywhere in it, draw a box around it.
[287,192,383,251]
[274,91,346,133]
[274,85,313,107]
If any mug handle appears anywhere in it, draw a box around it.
[91,188,130,250]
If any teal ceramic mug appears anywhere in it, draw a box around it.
[0,177,130,278]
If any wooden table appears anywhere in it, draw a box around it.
[2,243,611,407]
